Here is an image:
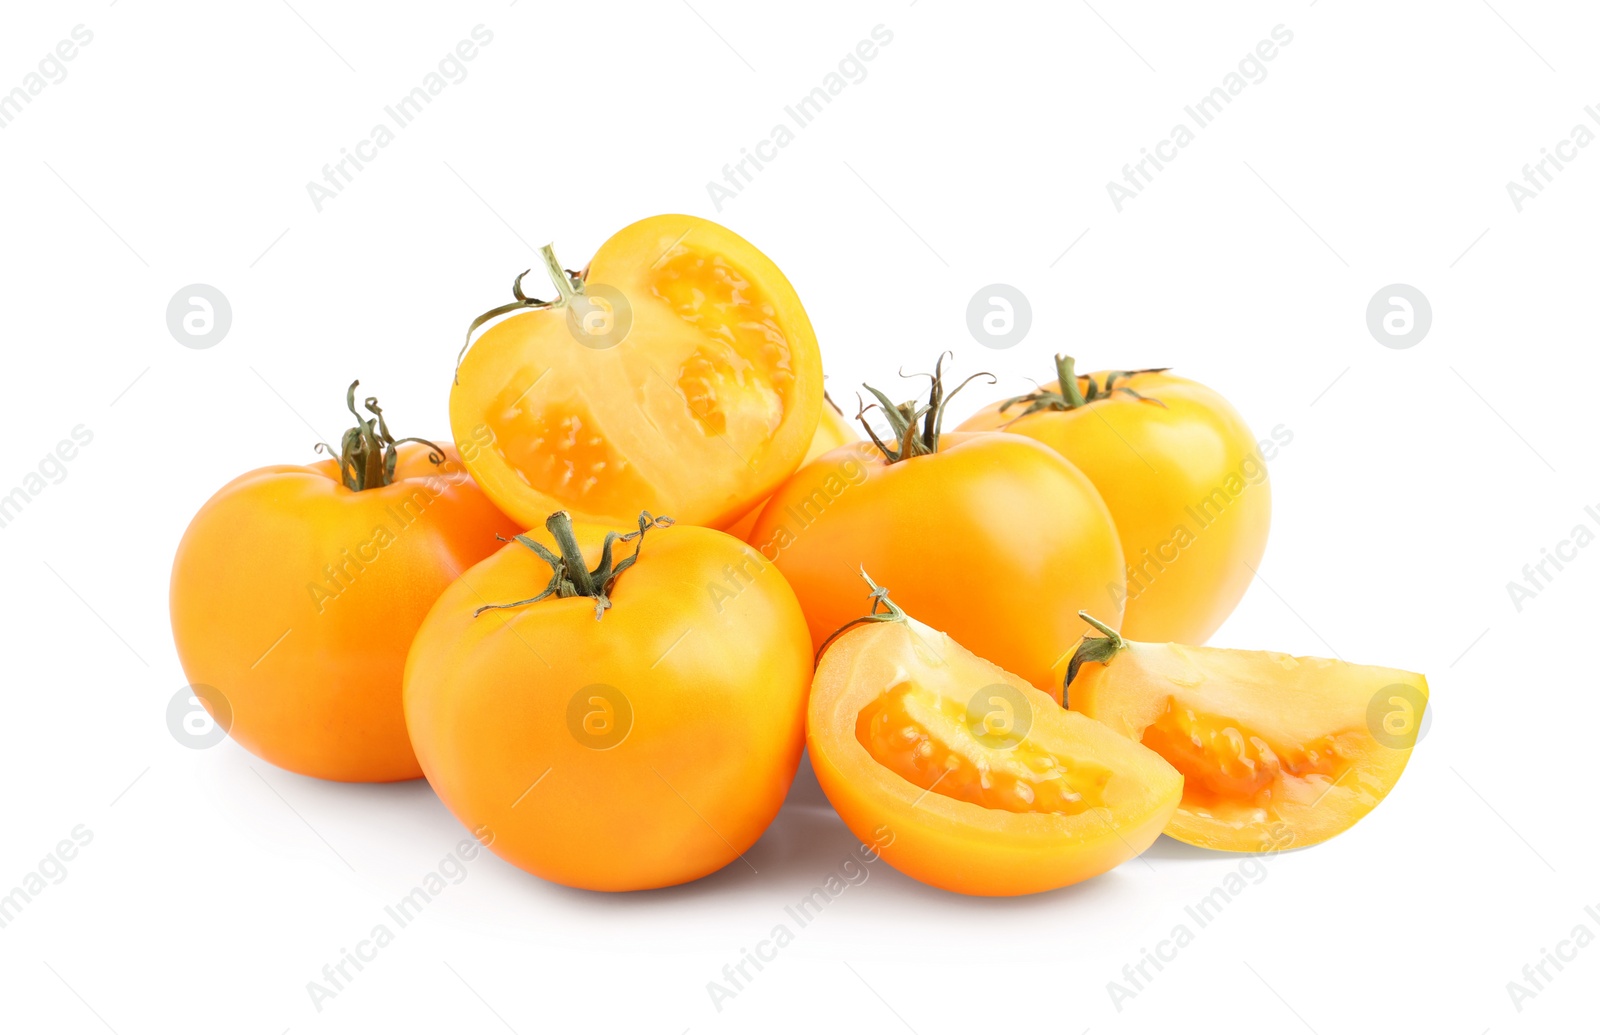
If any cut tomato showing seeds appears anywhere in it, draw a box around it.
[1066,613,1428,852]
[808,586,1181,896]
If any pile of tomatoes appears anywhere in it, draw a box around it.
[171,214,1428,896]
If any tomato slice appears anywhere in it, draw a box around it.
[809,608,1181,896]
[451,214,823,530]
[1068,625,1427,851]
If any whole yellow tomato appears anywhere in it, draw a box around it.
[960,356,1277,644]
[751,356,1125,699]
[170,383,516,782]
[404,511,812,891]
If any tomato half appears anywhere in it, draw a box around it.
[1066,615,1428,851]
[404,511,812,891]
[750,359,1125,699]
[450,214,823,531]
[169,385,516,782]
[808,588,1181,895]
[959,357,1274,644]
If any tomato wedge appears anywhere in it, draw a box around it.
[808,584,1181,896]
[451,214,823,530]
[1066,614,1428,851]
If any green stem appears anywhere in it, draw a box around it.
[315,381,445,491]
[1063,611,1129,705]
[997,354,1171,421]
[474,511,673,621]
[857,353,996,464]
[814,570,907,663]
[537,243,583,307]
[455,244,586,383]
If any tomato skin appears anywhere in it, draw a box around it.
[960,371,1272,645]
[403,521,812,891]
[809,616,1181,896]
[450,214,824,533]
[169,444,516,782]
[726,400,858,543]
[749,433,1125,700]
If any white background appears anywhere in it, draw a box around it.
[1,1,1595,1032]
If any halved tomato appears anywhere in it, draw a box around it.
[1066,614,1428,851]
[808,585,1182,896]
[451,214,823,530]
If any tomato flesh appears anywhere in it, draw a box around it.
[453,214,822,531]
[1141,699,1346,809]
[857,683,1110,816]
[808,614,1182,896]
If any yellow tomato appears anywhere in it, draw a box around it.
[170,384,515,781]
[752,358,1125,699]
[404,511,812,891]
[960,357,1276,644]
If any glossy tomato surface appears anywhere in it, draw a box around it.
[750,432,1124,699]
[170,443,515,781]
[961,368,1273,644]
[404,519,812,891]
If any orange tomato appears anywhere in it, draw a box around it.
[750,358,1125,699]
[725,393,858,542]
[450,214,823,532]
[1067,614,1428,851]
[960,356,1276,644]
[404,511,812,891]
[808,583,1182,895]
[169,384,516,782]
